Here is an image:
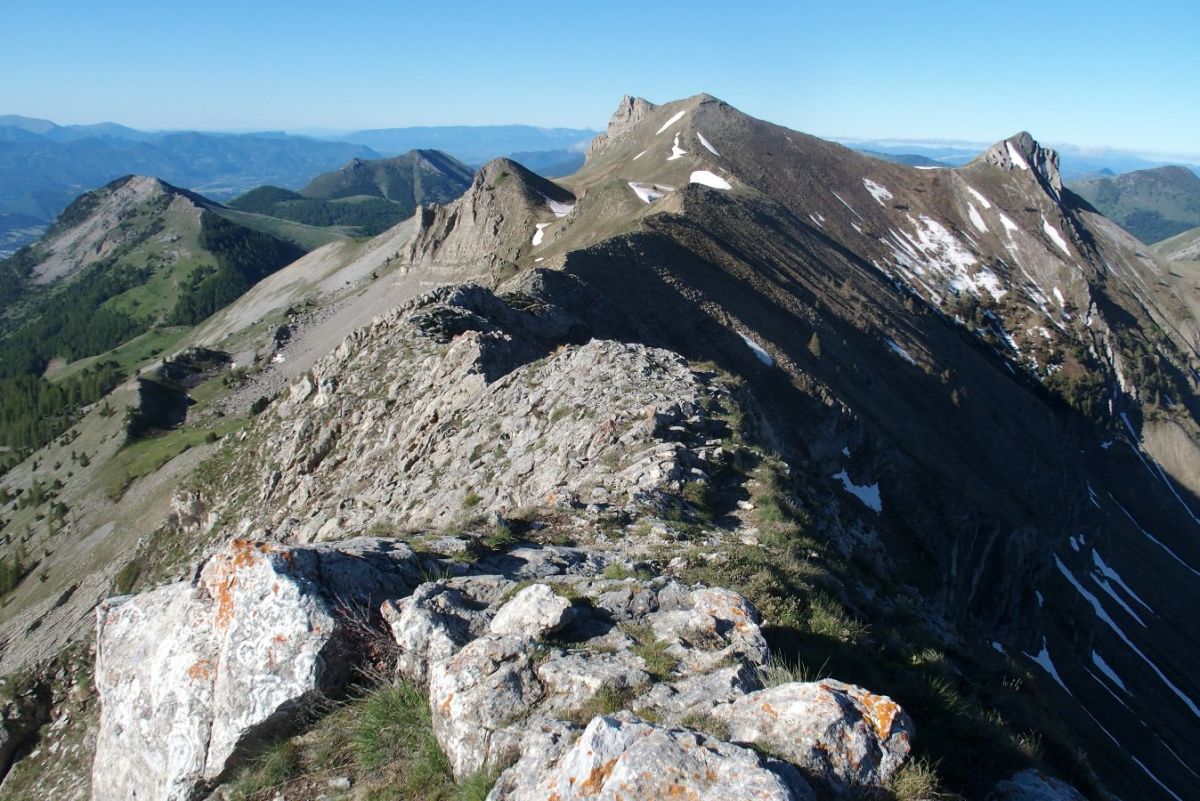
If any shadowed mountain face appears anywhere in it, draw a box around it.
[401,94,1200,800]
[1069,165,1200,244]
[228,150,474,236]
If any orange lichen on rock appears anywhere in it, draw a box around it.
[186,659,214,682]
[859,691,902,741]
[205,540,278,630]
[579,757,618,795]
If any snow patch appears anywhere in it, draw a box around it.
[1042,216,1071,255]
[1006,141,1030,170]
[1056,555,1200,718]
[1091,651,1129,694]
[885,338,917,365]
[1111,496,1200,579]
[1092,549,1154,615]
[831,191,864,221]
[668,132,687,161]
[690,170,732,190]
[737,332,773,366]
[831,470,883,513]
[696,131,720,156]
[531,223,550,246]
[999,213,1020,236]
[633,149,648,161]
[1024,638,1071,695]
[965,186,993,209]
[1052,287,1065,308]
[808,214,824,229]
[628,181,673,204]
[655,110,686,135]
[967,203,988,233]
[545,197,574,218]
[862,178,893,206]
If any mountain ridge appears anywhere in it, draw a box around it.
[0,94,1196,801]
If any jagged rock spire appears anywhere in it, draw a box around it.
[586,95,658,159]
[980,131,1063,199]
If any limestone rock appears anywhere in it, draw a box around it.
[980,132,1062,197]
[713,680,913,797]
[986,770,1089,801]
[498,713,814,801]
[647,585,770,673]
[382,580,493,685]
[428,634,544,779]
[489,584,573,639]
[91,538,418,801]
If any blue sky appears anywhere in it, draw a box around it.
[2,0,1198,157]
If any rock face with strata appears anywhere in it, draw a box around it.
[405,159,575,274]
[90,538,419,801]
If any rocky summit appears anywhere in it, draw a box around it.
[0,93,1197,801]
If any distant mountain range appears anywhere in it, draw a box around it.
[1068,165,1200,243]
[0,115,598,258]
[843,137,1200,182]
[227,150,474,236]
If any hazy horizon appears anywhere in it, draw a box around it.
[2,0,1198,160]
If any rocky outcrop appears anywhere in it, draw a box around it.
[224,284,734,540]
[979,131,1063,198]
[405,159,574,274]
[586,95,657,159]
[90,538,420,801]
[987,769,1089,801]
[383,571,911,799]
[502,713,815,801]
[713,681,913,797]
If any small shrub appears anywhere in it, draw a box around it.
[889,758,947,801]
[224,739,300,801]
[249,395,271,415]
[565,683,638,726]
[462,491,482,509]
[624,625,679,680]
[112,561,140,595]
[679,711,729,741]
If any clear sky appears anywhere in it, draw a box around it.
[2,0,1197,158]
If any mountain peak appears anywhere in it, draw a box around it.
[978,131,1062,197]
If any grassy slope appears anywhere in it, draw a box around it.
[1151,224,1200,261]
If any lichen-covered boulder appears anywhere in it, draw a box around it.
[713,680,913,797]
[91,538,419,801]
[489,583,574,639]
[496,713,815,801]
[382,580,493,684]
[428,634,544,778]
[987,770,1089,801]
[647,585,770,672]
